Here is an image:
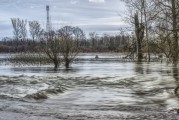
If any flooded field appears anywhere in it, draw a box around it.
[0,54,179,119]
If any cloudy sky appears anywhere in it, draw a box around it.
[0,0,127,39]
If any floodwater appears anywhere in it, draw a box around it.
[0,54,179,120]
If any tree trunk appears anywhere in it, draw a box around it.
[171,0,178,66]
[33,37,35,45]
[53,60,59,71]
[135,12,144,62]
[65,59,70,69]
[143,0,150,62]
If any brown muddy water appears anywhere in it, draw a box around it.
[0,54,179,119]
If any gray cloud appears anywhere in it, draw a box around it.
[0,0,127,39]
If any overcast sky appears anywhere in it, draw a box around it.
[0,0,127,39]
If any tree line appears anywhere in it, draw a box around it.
[0,18,129,53]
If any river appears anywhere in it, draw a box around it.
[0,53,179,120]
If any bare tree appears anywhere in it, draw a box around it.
[11,18,27,51]
[19,19,27,41]
[73,26,86,47]
[37,26,85,69]
[89,32,98,49]
[11,18,21,51]
[151,0,179,64]
[58,26,85,68]
[11,18,21,41]
[121,0,158,61]
[29,21,41,43]
[39,30,61,70]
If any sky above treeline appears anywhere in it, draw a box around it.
[0,0,127,39]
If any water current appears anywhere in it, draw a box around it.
[0,54,179,119]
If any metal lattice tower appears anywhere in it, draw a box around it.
[46,5,51,32]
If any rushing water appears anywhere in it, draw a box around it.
[0,54,179,120]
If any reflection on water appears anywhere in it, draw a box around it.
[173,67,179,97]
[0,59,179,119]
[135,62,144,74]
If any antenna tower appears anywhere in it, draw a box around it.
[46,5,51,32]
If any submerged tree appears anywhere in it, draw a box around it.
[58,26,85,68]
[39,30,61,70]
[37,26,85,69]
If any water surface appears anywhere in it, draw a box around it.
[0,54,179,119]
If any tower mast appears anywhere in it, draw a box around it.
[46,5,51,32]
